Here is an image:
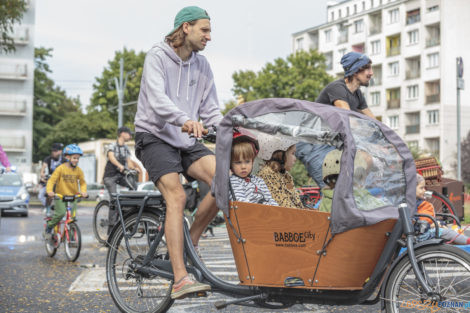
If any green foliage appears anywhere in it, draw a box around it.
[0,0,27,53]
[33,47,81,162]
[221,99,238,116]
[231,49,333,102]
[89,48,145,128]
[40,110,116,154]
[291,160,315,188]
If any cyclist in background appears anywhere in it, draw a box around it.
[44,144,87,240]
[103,126,140,232]
[39,143,64,213]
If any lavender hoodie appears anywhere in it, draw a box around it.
[135,42,222,149]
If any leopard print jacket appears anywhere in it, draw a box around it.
[257,165,305,209]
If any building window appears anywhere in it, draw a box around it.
[362,1,366,10]
[371,91,380,106]
[354,4,357,14]
[324,51,333,70]
[407,30,419,45]
[406,9,420,25]
[331,11,334,21]
[388,115,399,129]
[296,37,304,51]
[325,29,332,43]
[339,9,342,18]
[388,8,399,24]
[338,48,347,58]
[389,61,399,76]
[427,110,439,125]
[346,7,350,16]
[407,141,419,149]
[427,5,439,13]
[371,40,381,55]
[427,52,439,68]
[354,19,364,33]
[407,85,419,99]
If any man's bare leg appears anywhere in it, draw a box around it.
[186,155,218,246]
[156,172,188,283]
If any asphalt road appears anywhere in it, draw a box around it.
[0,205,380,313]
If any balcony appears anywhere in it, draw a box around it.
[369,26,381,35]
[0,99,27,116]
[0,136,26,152]
[406,124,420,134]
[426,38,440,48]
[406,13,421,25]
[387,99,400,109]
[11,27,29,45]
[388,46,400,57]
[338,33,348,44]
[406,70,420,80]
[426,94,440,104]
[0,63,27,80]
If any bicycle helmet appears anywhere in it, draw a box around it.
[63,144,83,156]
[257,133,297,161]
[322,149,342,184]
[232,128,259,156]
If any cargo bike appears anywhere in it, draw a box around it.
[105,98,470,313]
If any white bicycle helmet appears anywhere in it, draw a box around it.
[257,133,297,161]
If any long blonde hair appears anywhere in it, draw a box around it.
[165,21,196,48]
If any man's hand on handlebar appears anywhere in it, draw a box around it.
[182,120,205,138]
[80,192,88,198]
[47,191,55,198]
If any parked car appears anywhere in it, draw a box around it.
[87,182,108,202]
[0,172,30,217]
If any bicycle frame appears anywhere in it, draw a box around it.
[111,192,438,307]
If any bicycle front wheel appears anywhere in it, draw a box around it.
[65,222,81,262]
[106,211,173,313]
[428,191,456,216]
[385,245,470,312]
[93,200,110,244]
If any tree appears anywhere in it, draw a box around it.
[33,47,81,162]
[461,130,470,184]
[232,49,333,102]
[0,0,27,53]
[40,110,116,154]
[89,48,146,128]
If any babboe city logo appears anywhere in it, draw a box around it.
[401,299,470,311]
[273,231,316,248]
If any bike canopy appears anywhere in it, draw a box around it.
[214,98,416,234]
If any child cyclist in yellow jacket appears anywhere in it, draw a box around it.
[44,144,87,239]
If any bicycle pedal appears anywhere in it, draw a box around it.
[188,291,208,298]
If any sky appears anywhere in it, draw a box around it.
[35,0,330,108]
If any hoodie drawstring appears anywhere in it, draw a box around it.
[186,62,191,101]
[176,60,182,98]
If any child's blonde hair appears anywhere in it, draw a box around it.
[231,142,256,163]
[417,173,425,184]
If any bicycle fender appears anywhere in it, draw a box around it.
[380,239,444,311]
[106,207,141,246]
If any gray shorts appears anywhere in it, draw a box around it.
[135,132,213,184]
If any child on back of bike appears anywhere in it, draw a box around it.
[44,144,88,240]
[415,174,470,245]
[229,129,277,205]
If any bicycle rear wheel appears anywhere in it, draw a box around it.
[427,191,458,224]
[385,245,470,312]
[65,222,81,262]
[106,211,173,313]
[93,200,110,244]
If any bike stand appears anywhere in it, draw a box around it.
[214,293,265,310]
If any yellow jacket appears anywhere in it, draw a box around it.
[46,163,87,196]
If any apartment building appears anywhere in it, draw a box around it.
[0,1,35,173]
[292,0,470,178]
